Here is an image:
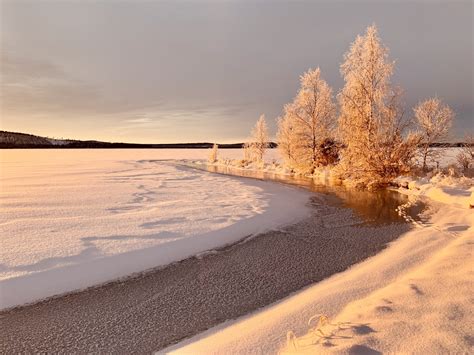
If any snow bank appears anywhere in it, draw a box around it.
[280,210,473,354]
[395,173,473,209]
[0,150,311,309]
[163,185,473,354]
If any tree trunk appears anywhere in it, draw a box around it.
[422,147,428,171]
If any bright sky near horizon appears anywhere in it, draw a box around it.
[1,0,472,143]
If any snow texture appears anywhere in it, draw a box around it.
[395,173,473,209]
[0,149,311,309]
[162,167,473,354]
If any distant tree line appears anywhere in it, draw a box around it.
[0,131,278,149]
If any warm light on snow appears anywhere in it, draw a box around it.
[0,3,472,352]
[163,192,473,354]
[0,149,310,309]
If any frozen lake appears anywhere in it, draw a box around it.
[0,149,309,309]
[0,149,434,353]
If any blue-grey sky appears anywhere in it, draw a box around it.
[1,0,472,143]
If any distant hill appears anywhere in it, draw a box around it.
[0,131,55,146]
[0,130,277,149]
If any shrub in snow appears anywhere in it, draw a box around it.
[430,171,474,189]
[456,134,474,175]
[457,152,471,172]
[317,138,340,166]
[414,97,454,171]
[277,68,337,174]
[337,25,419,188]
[208,143,218,163]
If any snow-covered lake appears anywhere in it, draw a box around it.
[0,149,309,309]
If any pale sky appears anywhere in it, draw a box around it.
[1,0,472,143]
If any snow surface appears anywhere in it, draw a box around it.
[0,149,310,309]
[395,173,473,209]
[163,161,473,354]
[279,208,473,354]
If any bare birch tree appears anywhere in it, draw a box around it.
[244,114,269,163]
[278,68,336,173]
[276,115,297,168]
[338,24,419,187]
[414,97,454,171]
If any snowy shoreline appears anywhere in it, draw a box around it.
[1,169,417,353]
[163,170,473,354]
[2,149,471,353]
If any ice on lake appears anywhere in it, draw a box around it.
[0,149,309,309]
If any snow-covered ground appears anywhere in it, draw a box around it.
[164,182,473,355]
[0,149,310,310]
[2,146,471,352]
[163,149,473,354]
[395,173,473,209]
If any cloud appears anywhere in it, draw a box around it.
[124,117,153,124]
[1,51,103,116]
[1,50,253,124]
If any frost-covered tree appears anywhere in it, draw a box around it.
[242,142,253,161]
[276,115,297,167]
[338,24,418,187]
[278,68,336,173]
[208,143,218,163]
[414,97,454,171]
[245,114,269,162]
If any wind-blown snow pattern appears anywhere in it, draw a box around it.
[0,149,310,309]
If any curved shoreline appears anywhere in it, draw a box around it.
[0,169,418,353]
[167,200,471,355]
